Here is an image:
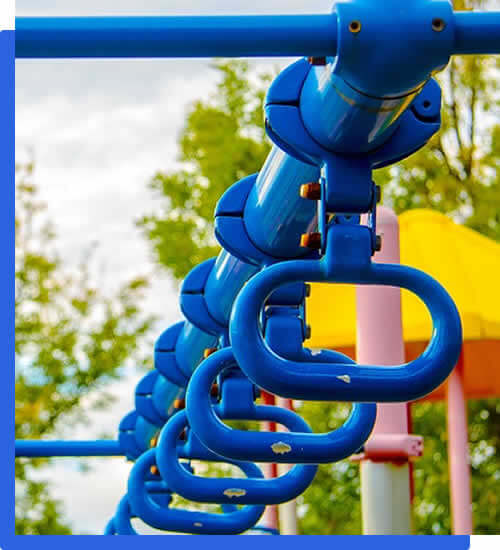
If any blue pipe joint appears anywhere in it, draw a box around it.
[154,322,189,387]
[180,253,257,336]
[118,411,145,461]
[127,448,264,534]
[186,347,375,463]
[215,169,320,264]
[181,257,227,336]
[265,58,441,183]
[118,410,161,458]
[297,0,452,154]
[230,222,462,403]
[175,321,218,379]
[157,410,317,504]
[135,370,180,426]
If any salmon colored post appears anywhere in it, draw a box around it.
[446,353,473,534]
[261,391,279,531]
[276,397,298,535]
[356,207,414,534]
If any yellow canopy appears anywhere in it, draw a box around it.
[306,209,500,400]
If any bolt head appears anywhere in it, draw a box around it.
[300,232,322,250]
[300,182,321,200]
[203,347,217,359]
[349,20,362,33]
[432,18,446,32]
[308,56,327,66]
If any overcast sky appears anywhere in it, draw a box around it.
[16,0,334,535]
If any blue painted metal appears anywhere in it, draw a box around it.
[174,321,218,378]
[127,448,265,534]
[118,410,145,461]
[453,11,500,54]
[186,347,375,463]
[180,252,258,336]
[230,221,462,403]
[154,322,189,387]
[15,1,495,534]
[15,10,500,60]
[15,14,338,59]
[15,439,123,457]
[157,409,317,503]
[216,150,319,263]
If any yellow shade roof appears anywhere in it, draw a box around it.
[306,209,500,399]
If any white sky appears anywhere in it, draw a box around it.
[16,0,334,535]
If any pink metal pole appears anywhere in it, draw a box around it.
[446,353,473,535]
[261,391,279,531]
[276,397,298,535]
[356,207,416,534]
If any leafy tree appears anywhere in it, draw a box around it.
[138,61,272,280]
[140,1,499,534]
[15,161,154,534]
[377,0,500,240]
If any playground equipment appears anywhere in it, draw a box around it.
[14,1,500,535]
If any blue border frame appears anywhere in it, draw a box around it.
[3,24,471,546]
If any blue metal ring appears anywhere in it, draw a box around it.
[230,255,462,402]
[156,409,317,504]
[186,347,375,463]
[127,448,265,534]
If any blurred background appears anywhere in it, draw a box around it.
[15,0,499,535]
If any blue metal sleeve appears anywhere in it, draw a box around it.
[15,439,123,457]
[203,250,258,327]
[15,15,338,59]
[453,11,500,55]
[243,146,320,258]
[174,321,217,378]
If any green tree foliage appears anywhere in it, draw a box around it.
[141,1,499,533]
[377,0,500,240]
[15,162,154,534]
[138,61,272,280]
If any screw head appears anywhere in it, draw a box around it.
[174,398,186,410]
[203,347,217,359]
[150,465,160,476]
[300,232,322,250]
[432,18,446,32]
[349,20,362,34]
[308,56,327,66]
[300,182,321,200]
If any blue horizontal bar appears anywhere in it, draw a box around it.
[15,439,124,457]
[453,11,500,55]
[15,15,338,59]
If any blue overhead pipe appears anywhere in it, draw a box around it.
[453,11,500,54]
[15,14,338,59]
[14,11,500,59]
[15,440,124,457]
